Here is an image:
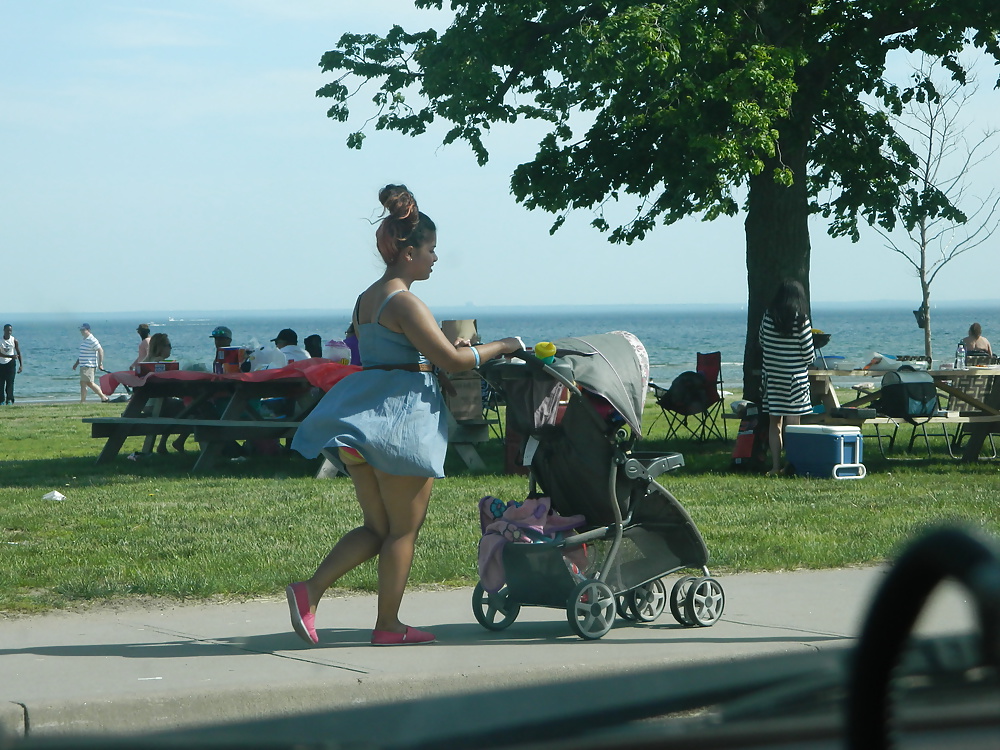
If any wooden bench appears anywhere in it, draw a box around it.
[85,416,300,438]
[84,417,302,471]
[805,413,1000,458]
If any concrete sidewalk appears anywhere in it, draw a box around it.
[0,567,975,740]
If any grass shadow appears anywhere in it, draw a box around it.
[0,451,324,488]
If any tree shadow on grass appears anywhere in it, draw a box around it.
[1,452,323,488]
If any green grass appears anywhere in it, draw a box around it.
[1,398,998,613]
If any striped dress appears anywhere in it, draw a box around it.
[759,312,815,416]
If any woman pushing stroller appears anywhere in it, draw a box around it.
[287,184,522,646]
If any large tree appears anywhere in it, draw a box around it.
[318,2,1000,400]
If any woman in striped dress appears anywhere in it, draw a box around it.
[759,280,815,475]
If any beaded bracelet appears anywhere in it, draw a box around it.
[471,345,481,368]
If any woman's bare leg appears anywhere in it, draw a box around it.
[768,414,784,473]
[371,470,433,633]
[781,415,801,471]
[302,462,389,612]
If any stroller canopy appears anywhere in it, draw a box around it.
[550,333,648,434]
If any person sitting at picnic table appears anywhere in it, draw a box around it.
[210,325,251,373]
[137,332,186,454]
[130,323,151,371]
[343,322,362,366]
[962,322,993,357]
[271,328,311,364]
[303,334,323,359]
[144,332,173,362]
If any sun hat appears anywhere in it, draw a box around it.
[210,326,233,339]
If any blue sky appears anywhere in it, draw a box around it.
[2,1,998,316]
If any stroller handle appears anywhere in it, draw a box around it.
[506,348,596,364]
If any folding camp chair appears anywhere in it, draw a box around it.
[482,378,504,439]
[649,352,728,441]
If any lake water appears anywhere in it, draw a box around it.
[4,303,998,402]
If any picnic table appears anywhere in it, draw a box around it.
[806,368,1000,460]
[85,359,360,471]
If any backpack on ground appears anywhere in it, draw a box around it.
[877,368,939,425]
[661,371,708,416]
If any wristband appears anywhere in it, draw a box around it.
[471,346,481,368]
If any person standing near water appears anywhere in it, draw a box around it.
[72,323,109,403]
[286,184,522,646]
[0,324,22,404]
[759,280,815,476]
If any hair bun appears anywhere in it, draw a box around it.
[379,184,418,221]
[375,183,435,265]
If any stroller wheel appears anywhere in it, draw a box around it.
[472,583,520,631]
[669,576,697,626]
[627,578,667,623]
[567,579,616,640]
[684,577,725,627]
[616,596,637,621]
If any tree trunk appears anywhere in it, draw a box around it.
[922,284,932,362]
[743,136,812,404]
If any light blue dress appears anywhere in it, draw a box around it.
[291,290,448,478]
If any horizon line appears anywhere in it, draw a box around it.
[5,298,1000,321]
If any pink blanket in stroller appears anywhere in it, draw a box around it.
[477,495,585,593]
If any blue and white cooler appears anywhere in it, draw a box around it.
[785,425,866,479]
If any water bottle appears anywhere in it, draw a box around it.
[955,342,966,370]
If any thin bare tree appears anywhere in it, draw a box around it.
[876,56,1000,360]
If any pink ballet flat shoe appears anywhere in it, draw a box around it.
[286,582,318,645]
[370,626,436,646]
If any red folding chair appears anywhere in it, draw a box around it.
[694,351,727,441]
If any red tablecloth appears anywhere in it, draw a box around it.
[100,358,361,396]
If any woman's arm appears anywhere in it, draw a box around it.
[799,320,815,364]
[389,292,521,372]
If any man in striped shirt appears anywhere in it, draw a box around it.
[72,323,110,403]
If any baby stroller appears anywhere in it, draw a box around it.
[474,333,725,640]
